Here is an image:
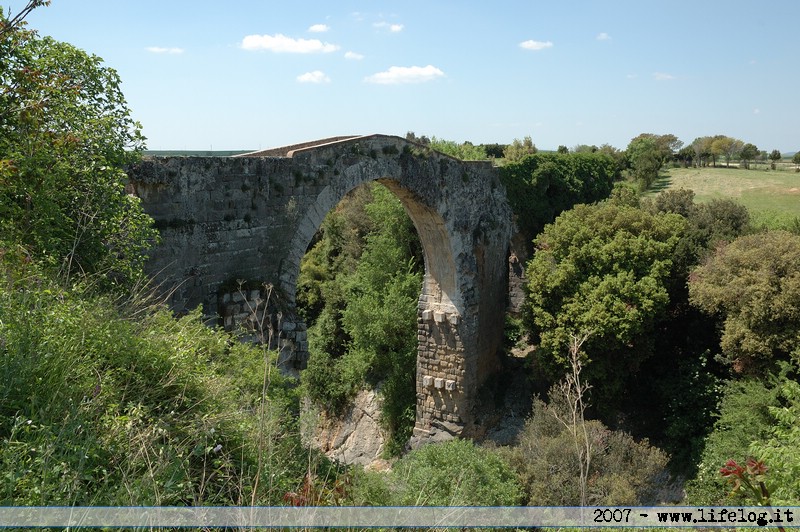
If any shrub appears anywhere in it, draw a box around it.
[504,398,669,506]
[684,378,781,505]
[385,439,522,506]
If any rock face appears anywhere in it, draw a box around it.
[127,134,514,442]
[313,389,388,468]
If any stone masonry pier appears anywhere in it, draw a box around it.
[127,134,514,441]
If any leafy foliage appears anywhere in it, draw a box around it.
[427,136,488,160]
[503,136,537,162]
[382,439,522,506]
[523,200,686,408]
[685,378,782,505]
[499,151,616,244]
[689,231,800,374]
[749,377,800,504]
[301,183,422,454]
[0,256,336,505]
[504,397,669,505]
[0,19,155,286]
[626,133,682,189]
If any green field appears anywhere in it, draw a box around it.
[649,165,800,227]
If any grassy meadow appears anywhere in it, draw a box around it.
[649,164,800,227]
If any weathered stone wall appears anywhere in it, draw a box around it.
[128,134,513,441]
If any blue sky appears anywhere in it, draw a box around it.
[13,0,800,151]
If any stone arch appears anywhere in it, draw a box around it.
[127,134,513,441]
[280,176,461,315]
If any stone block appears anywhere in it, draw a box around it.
[434,311,445,323]
[422,375,433,387]
[448,313,460,326]
[421,309,433,321]
[434,378,444,389]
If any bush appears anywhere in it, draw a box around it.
[684,378,782,505]
[384,439,522,506]
[499,152,616,246]
[504,398,669,506]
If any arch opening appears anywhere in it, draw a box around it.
[295,180,435,459]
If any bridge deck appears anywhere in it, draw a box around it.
[236,136,362,157]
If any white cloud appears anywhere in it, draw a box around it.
[653,72,675,81]
[519,40,553,51]
[241,33,339,53]
[626,73,638,79]
[596,32,611,41]
[345,51,365,60]
[365,65,445,85]
[297,70,331,84]
[754,108,761,115]
[146,46,184,54]
[374,21,404,33]
[308,24,329,33]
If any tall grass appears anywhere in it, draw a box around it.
[0,251,340,506]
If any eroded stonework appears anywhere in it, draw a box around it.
[127,134,513,441]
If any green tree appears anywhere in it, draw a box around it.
[524,200,686,408]
[689,231,800,374]
[740,142,759,169]
[626,133,678,188]
[0,7,155,286]
[506,399,669,505]
[710,136,735,168]
[503,136,537,162]
[428,136,487,160]
[499,152,616,246]
[302,184,423,453]
[692,136,714,167]
[770,149,783,169]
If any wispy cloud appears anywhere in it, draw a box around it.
[345,51,365,60]
[596,32,611,41]
[365,65,444,85]
[754,108,761,115]
[653,72,675,81]
[297,70,331,84]
[241,34,339,53]
[519,40,553,51]
[308,24,329,33]
[146,46,184,54]
[374,21,404,33]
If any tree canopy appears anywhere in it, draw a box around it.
[524,198,686,405]
[689,231,800,374]
[0,9,154,285]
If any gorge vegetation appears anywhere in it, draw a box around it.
[2,1,799,509]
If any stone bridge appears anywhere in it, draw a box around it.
[128,134,514,441]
